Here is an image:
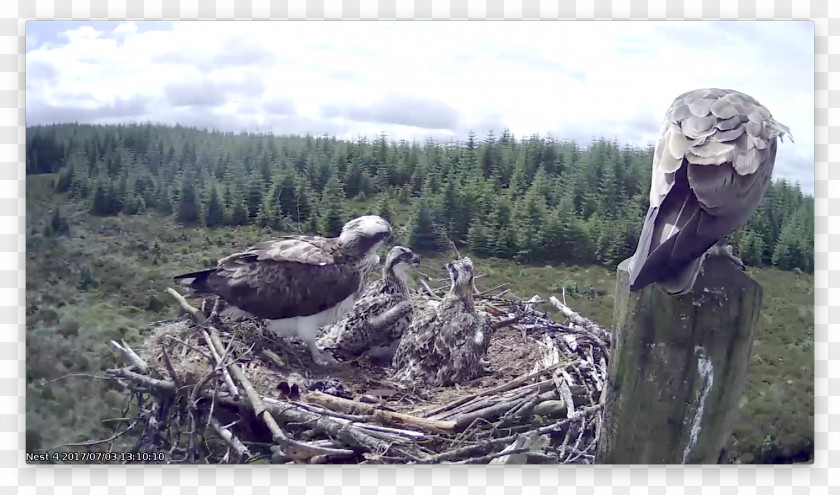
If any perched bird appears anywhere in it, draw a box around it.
[173,215,392,365]
[392,257,492,387]
[628,88,792,295]
[316,246,422,363]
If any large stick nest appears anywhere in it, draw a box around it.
[104,262,611,464]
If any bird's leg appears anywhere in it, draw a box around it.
[209,296,224,325]
[299,320,339,367]
[309,340,340,367]
[705,236,745,270]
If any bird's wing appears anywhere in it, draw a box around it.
[220,235,338,266]
[629,89,788,292]
[206,238,361,320]
[392,306,439,370]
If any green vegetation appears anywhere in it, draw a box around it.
[26,124,813,463]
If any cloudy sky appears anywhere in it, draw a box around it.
[26,20,814,193]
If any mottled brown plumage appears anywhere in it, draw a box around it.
[629,88,792,294]
[392,257,491,387]
[316,246,421,362]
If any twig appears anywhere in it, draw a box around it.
[452,447,531,464]
[549,296,610,344]
[162,335,213,361]
[424,360,578,419]
[110,340,148,372]
[201,329,241,400]
[304,391,456,435]
[49,421,138,450]
[159,341,182,389]
[420,279,443,300]
[209,416,252,463]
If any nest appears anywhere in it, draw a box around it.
[105,279,611,464]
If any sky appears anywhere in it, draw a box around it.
[25,20,814,194]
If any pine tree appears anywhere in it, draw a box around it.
[319,173,345,237]
[228,189,249,226]
[245,173,265,219]
[204,188,225,227]
[408,198,447,252]
[176,177,200,225]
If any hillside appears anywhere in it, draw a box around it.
[25,124,814,463]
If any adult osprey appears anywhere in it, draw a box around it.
[316,246,421,363]
[173,215,392,365]
[628,88,792,295]
[392,257,491,387]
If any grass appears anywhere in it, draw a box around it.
[24,174,813,463]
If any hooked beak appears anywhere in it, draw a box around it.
[411,254,422,267]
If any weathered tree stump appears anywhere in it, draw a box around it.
[597,255,763,464]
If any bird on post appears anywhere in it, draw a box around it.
[628,88,792,295]
[316,245,422,364]
[173,215,392,366]
[391,257,492,387]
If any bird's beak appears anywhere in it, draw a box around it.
[411,254,422,267]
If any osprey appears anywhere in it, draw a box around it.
[628,88,792,295]
[173,215,392,365]
[316,246,422,363]
[392,257,491,387]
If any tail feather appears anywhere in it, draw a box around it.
[173,269,216,294]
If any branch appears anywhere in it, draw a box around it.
[420,279,443,300]
[304,391,455,435]
[201,329,241,401]
[549,296,610,344]
[209,416,252,463]
[110,339,148,372]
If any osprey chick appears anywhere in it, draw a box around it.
[316,246,421,363]
[391,257,491,387]
[173,215,392,365]
[629,88,792,295]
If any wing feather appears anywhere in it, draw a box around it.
[629,88,788,293]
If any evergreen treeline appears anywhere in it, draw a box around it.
[27,123,814,272]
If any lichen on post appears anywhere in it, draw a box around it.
[597,255,763,464]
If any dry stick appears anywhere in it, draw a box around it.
[424,360,578,419]
[428,403,603,463]
[159,341,182,389]
[49,421,139,450]
[110,340,148,372]
[304,391,456,435]
[260,349,286,369]
[201,329,241,401]
[548,296,610,344]
[477,283,509,297]
[209,415,252,463]
[420,279,443,301]
[490,311,530,331]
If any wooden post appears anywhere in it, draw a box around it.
[597,255,763,464]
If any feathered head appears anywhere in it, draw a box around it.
[444,257,475,297]
[384,246,421,279]
[338,215,392,258]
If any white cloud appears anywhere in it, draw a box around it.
[25,20,814,193]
